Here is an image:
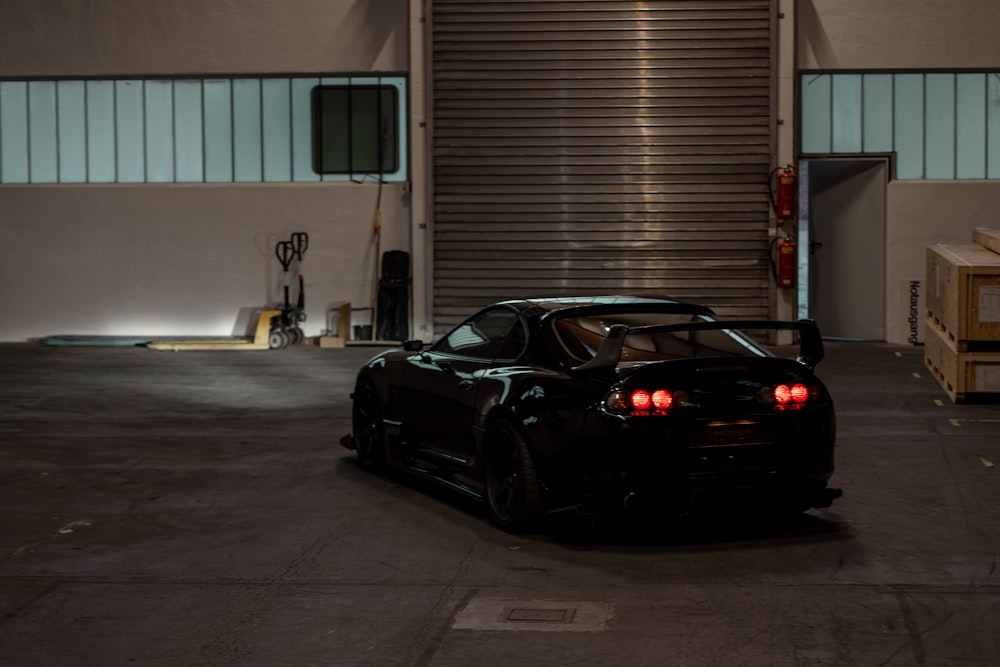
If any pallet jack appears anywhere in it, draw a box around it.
[147,233,310,352]
[269,232,308,349]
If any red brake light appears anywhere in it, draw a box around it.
[630,390,652,410]
[651,389,673,409]
[772,382,810,409]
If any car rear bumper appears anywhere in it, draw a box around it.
[544,472,842,518]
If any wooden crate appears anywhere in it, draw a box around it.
[926,244,1000,345]
[925,318,1000,403]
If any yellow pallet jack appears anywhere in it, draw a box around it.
[147,309,282,352]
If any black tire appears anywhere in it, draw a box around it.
[483,419,542,532]
[352,378,386,471]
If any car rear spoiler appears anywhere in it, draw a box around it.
[571,319,825,374]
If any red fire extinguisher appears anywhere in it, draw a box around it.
[775,237,797,288]
[771,165,797,219]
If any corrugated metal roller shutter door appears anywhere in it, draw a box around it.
[431,0,773,333]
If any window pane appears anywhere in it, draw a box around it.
[862,74,893,152]
[800,74,831,153]
[957,74,986,179]
[894,74,925,179]
[29,81,58,183]
[1,81,30,183]
[262,78,292,181]
[313,83,399,175]
[832,74,862,152]
[989,75,1000,178]
[86,81,116,182]
[925,74,955,179]
[145,80,174,182]
[57,81,87,183]
[115,80,145,183]
[174,80,203,182]
[314,87,351,172]
[292,78,320,181]
[233,79,262,182]
[203,79,233,182]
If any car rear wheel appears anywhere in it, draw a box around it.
[484,419,542,532]
[352,378,385,471]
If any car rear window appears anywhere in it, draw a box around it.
[550,312,766,365]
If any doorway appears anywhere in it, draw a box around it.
[798,158,888,341]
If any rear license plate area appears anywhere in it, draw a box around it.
[691,421,772,449]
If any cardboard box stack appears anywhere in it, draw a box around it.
[924,229,1000,403]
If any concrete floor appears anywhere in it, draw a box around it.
[1,341,999,666]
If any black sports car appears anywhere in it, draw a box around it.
[341,296,841,531]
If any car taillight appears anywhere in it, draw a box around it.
[603,388,680,416]
[630,389,652,410]
[651,389,673,409]
[761,383,811,410]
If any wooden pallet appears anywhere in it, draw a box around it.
[924,318,1000,403]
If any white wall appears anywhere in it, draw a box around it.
[0,0,418,342]
[0,0,407,76]
[1,184,409,340]
[886,182,1000,344]
[799,0,1000,70]
[798,0,1000,344]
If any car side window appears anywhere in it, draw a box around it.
[494,318,527,362]
[434,308,518,360]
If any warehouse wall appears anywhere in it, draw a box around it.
[799,0,1000,70]
[0,0,414,342]
[798,0,1000,344]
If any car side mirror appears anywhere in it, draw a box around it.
[402,339,424,352]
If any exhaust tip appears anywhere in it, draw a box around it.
[623,491,643,510]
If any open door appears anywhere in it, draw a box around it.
[799,158,888,341]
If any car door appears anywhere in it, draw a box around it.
[396,306,520,466]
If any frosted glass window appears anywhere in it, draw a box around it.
[115,81,145,183]
[0,75,407,184]
[0,82,30,183]
[802,71,1000,180]
[262,78,292,181]
[957,74,986,179]
[925,74,956,179]
[989,75,1000,179]
[800,74,831,154]
[862,75,893,152]
[203,79,233,182]
[86,81,116,182]
[174,81,204,182]
[894,74,924,179]
[145,80,174,182]
[57,81,87,182]
[233,79,262,182]
[29,82,58,183]
[832,75,862,153]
